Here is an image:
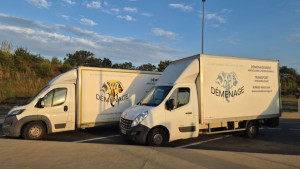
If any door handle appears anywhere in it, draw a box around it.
[64,105,68,112]
[185,112,192,115]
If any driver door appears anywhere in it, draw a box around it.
[165,86,197,140]
[39,84,75,133]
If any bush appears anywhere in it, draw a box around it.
[60,62,73,73]
[37,63,53,78]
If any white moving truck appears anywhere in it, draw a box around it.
[2,67,160,140]
[120,54,281,146]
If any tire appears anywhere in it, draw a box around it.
[147,127,168,146]
[245,121,259,139]
[22,121,46,140]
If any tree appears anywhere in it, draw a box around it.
[60,61,73,73]
[85,57,102,67]
[137,63,156,71]
[0,41,13,69]
[112,62,134,70]
[280,66,299,95]
[102,58,112,68]
[51,57,61,65]
[64,50,94,66]
[37,62,53,77]
[158,60,171,72]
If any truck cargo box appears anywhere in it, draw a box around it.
[199,55,280,123]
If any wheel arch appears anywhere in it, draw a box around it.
[15,115,52,137]
[147,125,170,143]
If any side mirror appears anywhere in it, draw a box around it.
[166,99,175,111]
[36,98,45,108]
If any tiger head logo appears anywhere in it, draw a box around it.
[101,80,124,107]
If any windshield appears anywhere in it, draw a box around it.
[139,86,172,107]
[23,86,50,105]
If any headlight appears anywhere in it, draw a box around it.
[8,109,25,117]
[131,111,148,127]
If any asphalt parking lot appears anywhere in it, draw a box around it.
[0,112,300,169]
[1,112,299,156]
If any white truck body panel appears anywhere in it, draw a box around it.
[77,67,161,127]
[200,55,280,123]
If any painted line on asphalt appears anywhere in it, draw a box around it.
[266,128,281,130]
[260,128,281,130]
[74,134,121,143]
[176,135,232,149]
[288,128,300,131]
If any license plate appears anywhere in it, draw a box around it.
[121,129,126,134]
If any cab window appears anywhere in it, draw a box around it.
[44,88,67,107]
[169,88,190,109]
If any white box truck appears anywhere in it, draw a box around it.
[120,54,281,146]
[2,67,161,140]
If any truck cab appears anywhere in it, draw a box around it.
[120,57,200,145]
[2,69,77,139]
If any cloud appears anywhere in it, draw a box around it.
[103,1,108,6]
[0,13,54,31]
[285,34,300,42]
[62,0,75,5]
[27,0,51,9]
[79,18,98,26]
[201,9,232,28]
[87,1,101,9]
[205,13,226,23]
[117,15,136,22]
[141,13,152,17]
[61,15,70,20]
[223,37,240,45]
[152,28,178,40]
[124,7,138,12]
[169,3,192,12]
[111,8,120,13]
[0,13,182,63]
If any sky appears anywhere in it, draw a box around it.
[0,0,299,72]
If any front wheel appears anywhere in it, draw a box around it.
[22,121,46,140]
[245,121,259,139]
[147,128,168,146]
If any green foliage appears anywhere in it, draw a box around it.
[65,50,94,66]
[137,63,156,71]
[158,60,171,72]
[37,62,53,77]
[60,62,73,73]
[85,57,102,67]
[112,62,135,69]
[102,58,112,68]
[280,66,299,95]
[51,57,61,65]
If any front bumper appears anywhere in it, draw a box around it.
[120,124,150,144]
[2,116,20,137]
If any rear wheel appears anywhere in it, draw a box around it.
[22,121,46,140]
[245,121,259,139]
[147,127,168,146]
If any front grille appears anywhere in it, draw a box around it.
[120,117,133,130]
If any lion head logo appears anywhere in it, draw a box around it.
[101,80,124,107]
[215,72,238,102]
